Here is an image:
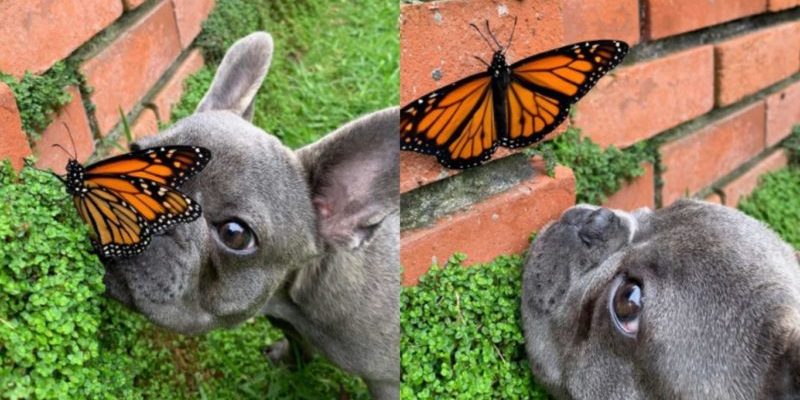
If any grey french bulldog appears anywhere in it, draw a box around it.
[102,32,400,399]
[522,199,800,399]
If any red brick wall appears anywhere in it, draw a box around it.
[400,0,800,285]
[0,0,213,174]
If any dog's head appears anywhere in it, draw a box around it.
[103,32,399,335]
[522,199,800,399]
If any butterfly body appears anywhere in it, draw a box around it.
[61,146,210,258]
[64,159,89,196]
[489,51,511,143]
[401,39,629,169]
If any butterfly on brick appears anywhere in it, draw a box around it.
[401,18,629,169]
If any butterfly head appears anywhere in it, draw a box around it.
[64,159,87,196]
[490,51,509,77]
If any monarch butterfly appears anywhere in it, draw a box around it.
[55,143,211,258]
[401,19,629,169]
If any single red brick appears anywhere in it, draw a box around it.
[131,108,160,139]
[123,0,147,10]
[400,1,564,105]
[562,0,640,46]
[401,157,575,286]
[602,163,655,210]
[715,22,800,107]
[766,80,800,147]
[0,82,31,170]
[660,102,766,206]
[645,0,766,40]
[172,0,216,48]
[573,45,715,148]
[34,87,94,175]
[152,50,205,122]
[82,0,182,135]
[768,0,800,11]
[721,149,788,207]
[0,0,122,77]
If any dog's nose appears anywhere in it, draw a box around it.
[561,206,622,247]
[577,208,620,247]
[560,204,600,226]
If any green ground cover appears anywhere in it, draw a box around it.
[1,0,397,398]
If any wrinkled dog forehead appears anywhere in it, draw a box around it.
[636,200,766,246]
[136,111,290,162]
[135,112,302,186]
[624,201,799,280]
[131,112,313,239]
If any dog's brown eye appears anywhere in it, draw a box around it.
[609,276,642,337]
[217,220,255,251]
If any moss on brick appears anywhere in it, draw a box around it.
[0,62,81,140]
[783,125,800,166]
[738,127,800,248]
[530,128,655,205]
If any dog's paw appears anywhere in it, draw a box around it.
[262,339,314,369]
[263,339,292,365]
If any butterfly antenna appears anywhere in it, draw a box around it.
[51,171,66,184]
[52,143,74,160]
[473,55,490,67]
[26,155,66,183]
[63,122,78,159]
[22,157,58,180]
[470,22,497,52]
[504,17,518,54]
[485,20,503,51]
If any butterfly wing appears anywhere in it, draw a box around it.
[401,72,500,169]
[73,183,151,257]
[501,40,628,148]
[73,145,210,258]
[85,145,211,187]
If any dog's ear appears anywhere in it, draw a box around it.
[297,107,399,250]
[764,309,800,397]
[196,32,273,120]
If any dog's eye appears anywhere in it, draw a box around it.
[217,220,256,251]
[609,276,642,337]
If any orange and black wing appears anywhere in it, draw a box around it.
[401,72,499,169]
[502,40,628,148]
[84,145,210,188]
[73,182,153,257]
[74,145,210,258]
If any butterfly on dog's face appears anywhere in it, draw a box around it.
[58,145,211,258]
[401,19,629,169]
